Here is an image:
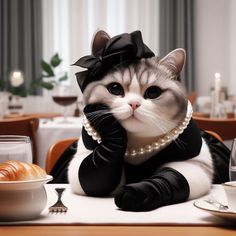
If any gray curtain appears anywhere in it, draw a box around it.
[159,0,194,93]
[0,0,42,95]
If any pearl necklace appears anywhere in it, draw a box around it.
[82,117,102,144]
[82,101,193,158]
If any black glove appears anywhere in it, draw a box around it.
[115,167,190,211]
[79,103,127,196]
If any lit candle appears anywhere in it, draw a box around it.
[214,72,221,92]
[212,72,222,118]
[9,70,24,87]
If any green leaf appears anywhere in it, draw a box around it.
[50,53,62,67]
[41,74,52,78]
[9,85,27,97]
[58,72,68,82]
[40,81,54,90]
[0,78,5,90]
[32,77,42,84]
[41,60,54,76]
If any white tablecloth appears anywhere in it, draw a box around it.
[0,184,234,226]
[36,117,82,168]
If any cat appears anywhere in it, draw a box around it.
[67,30,229,211]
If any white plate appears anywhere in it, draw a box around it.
[194,199,236,222]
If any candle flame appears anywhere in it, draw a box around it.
[214,72,221,79]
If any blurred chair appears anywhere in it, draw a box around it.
[205,130,223,142]
[0,116,39,164]
[188,91,197,105]
[193,116,236,140]
[46,138,78,174]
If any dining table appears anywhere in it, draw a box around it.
[36,117,82,168]
[0,183,236,236]
[1,225,236,236]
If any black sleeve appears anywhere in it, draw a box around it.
[78,104,127,196]
[201,130,230,183]
[155,119,202,161]
[149,119,203,164]
[115,167,190,211]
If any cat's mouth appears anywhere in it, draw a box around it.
[113,107,143,124]
[119,111,149,133]
[124,111,143,122]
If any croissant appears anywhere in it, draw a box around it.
[0,160,47,181]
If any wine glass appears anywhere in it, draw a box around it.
[0,135,33,163]
[229,138,236,181]
[52,85,78,123]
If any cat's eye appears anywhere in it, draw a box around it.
[106,82,124,96]
[144,86,162,99]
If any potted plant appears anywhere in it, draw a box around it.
[30,53,68,92]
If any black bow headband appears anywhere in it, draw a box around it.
[73,31,155,92]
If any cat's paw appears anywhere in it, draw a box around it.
[114,183,159,211]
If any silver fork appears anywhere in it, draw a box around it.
[49,188,68,213]
[204,198,228,210]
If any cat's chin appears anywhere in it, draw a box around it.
[120,116,152,134]
[119,115,164,137]
[120,116,142,131]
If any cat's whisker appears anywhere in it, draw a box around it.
[112,107,127,113]
[133,104,192,152]
[112,108,130,117]
[112,106,170,134]
[85,110,122,133]
[85,110,111,123]
[139,107,176,129]
[137,108,170,134]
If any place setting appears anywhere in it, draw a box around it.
[194,184,236,222]
[194,138,236,222]
[0,137,236,226]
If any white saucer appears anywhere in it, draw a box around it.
[194,199,236,222]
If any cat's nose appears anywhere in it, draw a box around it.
[129,102,141,111]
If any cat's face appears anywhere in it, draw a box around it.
[83,49,188,137]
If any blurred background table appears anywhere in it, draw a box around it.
[36,117,82,168]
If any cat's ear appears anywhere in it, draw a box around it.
[92,30,111,56]
[159,48,186,78]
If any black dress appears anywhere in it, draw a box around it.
[49,121,230,185]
